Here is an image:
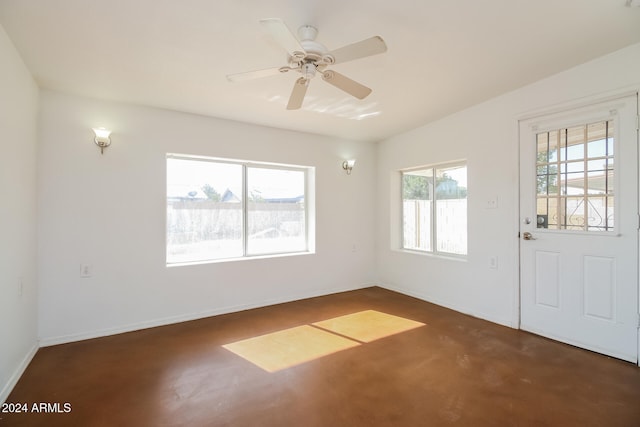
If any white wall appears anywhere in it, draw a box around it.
[0,25,39,402]
[37,91,377,345]
[376,42,640,327]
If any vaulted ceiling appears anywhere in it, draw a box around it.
[1,0,639,142]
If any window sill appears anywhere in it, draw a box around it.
[166,250,315,268]
[393,248,467,262]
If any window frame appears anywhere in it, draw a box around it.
[166,154,313,266]
[400,160,468,258]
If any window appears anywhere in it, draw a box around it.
[166,155,312,264]
[402,162,467,255]
[536,120,614,231]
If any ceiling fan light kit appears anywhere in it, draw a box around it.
[227,18,387,110]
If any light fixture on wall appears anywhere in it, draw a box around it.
[342,159,356,175]
[92,127,112,154]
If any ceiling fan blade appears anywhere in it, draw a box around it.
[328,36,387,64]
[226,67,289,82]
[287,78,309,110]
[260,18,305,58]
[321,70,372,99]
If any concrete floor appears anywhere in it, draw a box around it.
[3,287,640,426]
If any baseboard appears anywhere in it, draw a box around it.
[39,283,373,347]
[1,342,38,404]
[378,283,513,328]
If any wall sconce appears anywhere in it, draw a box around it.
[92,127,112,154]
[342,159,356,175]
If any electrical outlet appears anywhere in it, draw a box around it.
[486,197,498,209]
[80,264,92,278]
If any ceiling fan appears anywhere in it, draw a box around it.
[226,18,387,110]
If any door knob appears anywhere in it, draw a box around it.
[523,232,535,240]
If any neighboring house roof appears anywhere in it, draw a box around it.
[167,187,303,203]
[167,186,207,201]
[221,189,240,202]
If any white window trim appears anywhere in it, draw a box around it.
[166,154,315,266]
[400,160,468,258]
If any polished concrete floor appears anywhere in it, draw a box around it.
[3,287,640,426]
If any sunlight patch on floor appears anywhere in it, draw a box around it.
[313,310,425,343]
[222,325,360,373]
[222,310,426,372]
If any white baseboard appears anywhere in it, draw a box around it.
[1,342,38,404]
[379,283,513,328]
[39,283,374,347]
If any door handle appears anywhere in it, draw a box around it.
[522,232,536,240]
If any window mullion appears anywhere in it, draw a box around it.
[431,167,436,253]
[242,164,248,257]
[304,170,310,252]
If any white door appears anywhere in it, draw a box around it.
[519,94,639,363]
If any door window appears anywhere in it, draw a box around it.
[536,120,614,231]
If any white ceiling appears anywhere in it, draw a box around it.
[1,0,639,142]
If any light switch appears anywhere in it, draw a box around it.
[486,197,498,209]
